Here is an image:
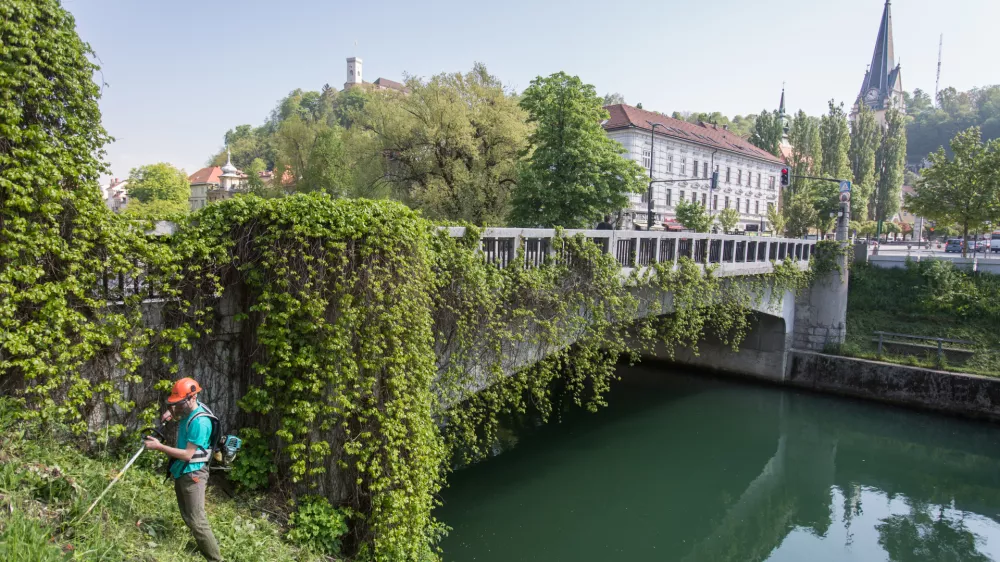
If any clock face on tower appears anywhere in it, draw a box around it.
[865,88,880,103]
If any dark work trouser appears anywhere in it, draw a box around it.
[174,467,223,561]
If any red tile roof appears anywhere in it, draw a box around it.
[188,166,223,185]
[374,77,407,92]
[602,104,784,164]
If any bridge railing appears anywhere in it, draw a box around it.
[446,227,815,275]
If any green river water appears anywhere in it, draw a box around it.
[438,365,1000,561]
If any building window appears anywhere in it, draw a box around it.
[713,194,718,210]
[692,191,697,203]
[755,200,759,215]
[681,159,687,176]
[746,198,750,213]
[725,196,730,209]
[703,162,709,178]
[692,160,699,178]
[726,167,731,183]
[642,148,651,171]
[757,174,762,188]
[737,170,742,185]
[768,202,775,212]
[702,193,707,206]
[736,198,741,213]
[680,190,685,202]
[769,176,776,189]
[641,192,648,203]
[667,155,673,173]
[666,189,672,206]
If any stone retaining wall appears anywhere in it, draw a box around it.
[786,351,1000,422]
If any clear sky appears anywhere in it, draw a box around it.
[64,0,1000,181]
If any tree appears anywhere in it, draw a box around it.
[357,63,531,225]
[675,199,712,233]
[787,110,823,196]
[906,127,999,257]
[748,109,783,157]
[783,192,818,237]
[602,92,625,106]
[905,85,1000,167]
[716,207,740,233]
[509,72,646,228]
[766,203,786,235]
[820,101,851,181]
[245,158,267,195]
[814,101,852,224]
[124,163,190,216]
[850,103,879,220]
[271,115,353,196]
[874,108,908,223]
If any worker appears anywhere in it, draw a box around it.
[144,378,223,561]
[596,215,613,230]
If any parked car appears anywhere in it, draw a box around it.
[974,240,989,252]
[944,239,964,253]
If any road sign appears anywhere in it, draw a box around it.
[839,180,852,193]
[840,192,851,203]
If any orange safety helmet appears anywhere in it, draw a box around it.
[166,377,202,405]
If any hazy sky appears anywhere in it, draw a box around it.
[64,0,1000,181]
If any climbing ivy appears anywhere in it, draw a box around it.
[811,239,853,277]
[0,0,172,438]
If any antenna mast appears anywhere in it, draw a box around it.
[934,34,943,106]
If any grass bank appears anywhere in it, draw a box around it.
[0,398,323,561]
[842,261,1000,376]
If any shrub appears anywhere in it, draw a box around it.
[286,495,348,556]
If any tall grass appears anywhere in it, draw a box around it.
[0,398,324,561]
[845,262,1000,376]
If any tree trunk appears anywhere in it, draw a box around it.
[962,223,969,259]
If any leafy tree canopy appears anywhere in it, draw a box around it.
[675,199,712,233]
[906,126,1000,257]
[906,85,1000,166]
[508,71,645,228]
[125,162,190,211]
[354,63,531,225]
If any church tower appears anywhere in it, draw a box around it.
[852,1,904,125]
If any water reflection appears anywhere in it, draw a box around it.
[439,366,1000,561]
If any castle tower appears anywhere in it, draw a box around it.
[345,57,363,90]
[852,1,904,125]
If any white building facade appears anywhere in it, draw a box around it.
[603,104,783,232]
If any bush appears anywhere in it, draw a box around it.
[286,495,348,556]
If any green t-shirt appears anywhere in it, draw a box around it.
[170,404,212,479]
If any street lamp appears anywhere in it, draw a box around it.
[646,121,667,231]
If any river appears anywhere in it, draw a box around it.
[438,364,1000,561]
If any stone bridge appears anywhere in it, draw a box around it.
[114,227,847,445]
[444,228,847,384]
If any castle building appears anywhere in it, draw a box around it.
[343,57,406,93]
[852,1,905,125]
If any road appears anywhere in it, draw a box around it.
[866,244,1000,260]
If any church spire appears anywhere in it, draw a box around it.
[778,84,786,116]
[858,1,899,111]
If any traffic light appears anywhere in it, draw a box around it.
[711,171,719,190]
[780,168,790,187]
